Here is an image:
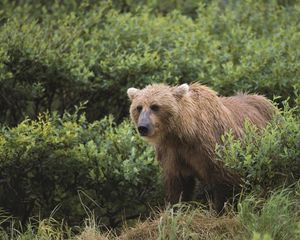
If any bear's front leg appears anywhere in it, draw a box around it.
[164,174,195,204]
[181,176,195,201]
[164,174,184,204]
[156,146,195,204]
[212,183,240,214]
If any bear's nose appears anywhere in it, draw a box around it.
[138,125,149,136]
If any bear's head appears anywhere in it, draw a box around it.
[127,83,189,144]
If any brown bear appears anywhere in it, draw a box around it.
[127,83,275,212]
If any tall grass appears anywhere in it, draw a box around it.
[1,185,298,239]
[238,186,300,239]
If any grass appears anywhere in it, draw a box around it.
[238,189,300,239]
[1,184,299,240]
[120,204,241,240]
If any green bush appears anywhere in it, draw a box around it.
[0,103,298,227]
[0,0,299,231]
[0,0,299,125]
[216,101,300,192]
[0,108,162,227]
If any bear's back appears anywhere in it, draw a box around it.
[220,93,275,129]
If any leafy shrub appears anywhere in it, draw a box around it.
[0,108,162,227]
[0,0,299,231]
[0,0,299,125]
[216,102,300,192]
[0,102,298,228]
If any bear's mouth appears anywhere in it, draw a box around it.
[140,126,160,141]
[139,129,155,138]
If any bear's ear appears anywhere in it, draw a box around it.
[173,83,189,99]
[127,87,140,101]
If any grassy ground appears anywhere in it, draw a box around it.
[1,184,299,240]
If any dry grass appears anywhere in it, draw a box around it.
[77,227,110,240]
[118,205,242,240]
[75,205,242,240]
[119,216,241,240]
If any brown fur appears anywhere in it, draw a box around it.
[127,83,276,212]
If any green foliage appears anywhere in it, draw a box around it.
[0,0,299,237]
[0,0,299,125]
[216,103,300,192]
[0,108,162,227]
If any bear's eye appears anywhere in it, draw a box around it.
[150,104,160,112]
[136,106,143,113]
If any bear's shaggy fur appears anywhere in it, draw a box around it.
[127,83,275,211]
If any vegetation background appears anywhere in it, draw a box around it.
[0,0,299,239]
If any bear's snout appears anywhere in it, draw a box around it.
[137,125,149,136]
[137,110,153,136]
